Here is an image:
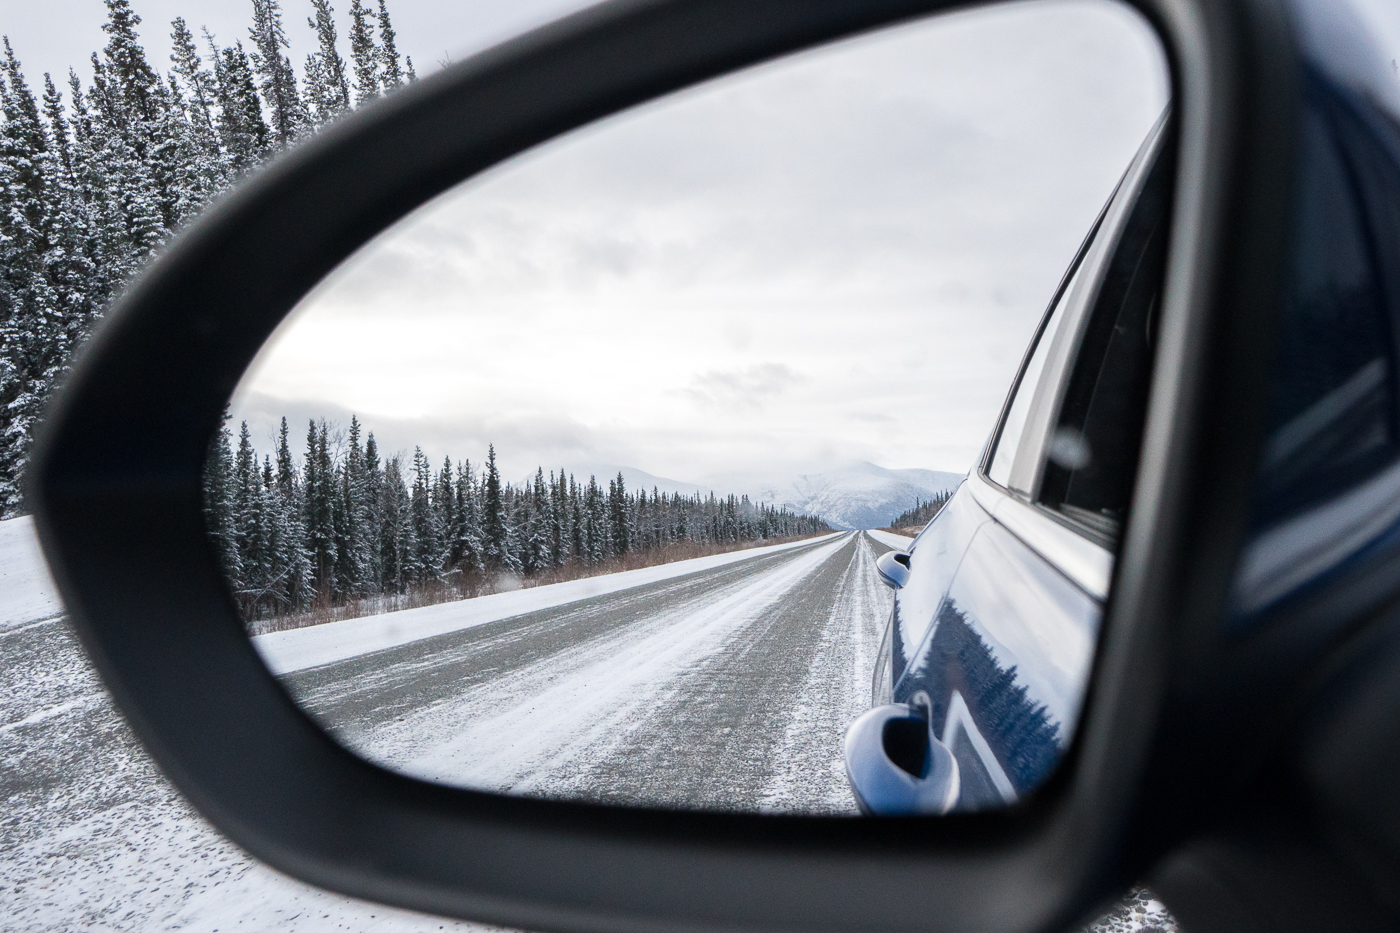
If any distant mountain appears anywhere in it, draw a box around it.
[523,460,965,530]
[518,463,709,499]
[702,462,965,530]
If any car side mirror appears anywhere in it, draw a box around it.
[29,0,1400,931]
[876,550,912,589]
[845,703,959,815]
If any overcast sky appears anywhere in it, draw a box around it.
[6,0,1398,485]
[226,0,1167,483]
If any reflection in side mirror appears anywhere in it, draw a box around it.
[210,0,1167,817]
[876,551,912,589]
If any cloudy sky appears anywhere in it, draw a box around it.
[5,0,1397,484]
[247,0,1171,483]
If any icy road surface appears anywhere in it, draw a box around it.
[281,531,892,812]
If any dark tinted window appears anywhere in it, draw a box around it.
[1252,88,1399,530]
[1036,134,1173,541]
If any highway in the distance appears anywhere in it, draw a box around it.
[282,531,896,814]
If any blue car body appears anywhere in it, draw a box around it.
[850,0,1400,817]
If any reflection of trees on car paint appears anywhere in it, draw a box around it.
[908,599,1061,797]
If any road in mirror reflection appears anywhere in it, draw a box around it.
[209,0,1168,814]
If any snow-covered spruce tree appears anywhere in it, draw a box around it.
[375,0,403,91]
[248,0,307,148]
[304,0,350,124]
[378,452,411,594]
[169,18,219,143]
[213,41,270,175]
[303,419,337,599]
[202,413,241,586]
[333,414,371,597]
[452,459,484,579]
[0,46,77,515]
[480,444,511,574]
[361,430,383,592]
[347,0,379,105]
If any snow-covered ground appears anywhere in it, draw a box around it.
[0,515,1173,931]
[290,533,879,809]
[865,528,916,550]
[255,532,841,675]
[0,516,497,932]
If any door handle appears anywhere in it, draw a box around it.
[844,703,959,815]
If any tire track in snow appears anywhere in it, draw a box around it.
[566,533,891,812]
[755,533,892,812]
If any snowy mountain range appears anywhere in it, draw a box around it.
[702,462,965,530]
[532,461,965,530]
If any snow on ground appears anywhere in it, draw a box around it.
[0,514,1173,932]
[0,516,497,932]
[865,528,916,550]
[353,536,851,793]
[758,535,890,811]
[255,532,841,675]
[0,515,65,634]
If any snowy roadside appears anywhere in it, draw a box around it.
[254,531,845,675]
[0,515,497,932]
[864,528,916,550]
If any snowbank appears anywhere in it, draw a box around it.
[0,515,64,632]
[864,529,915,551]
[254,532,845,675]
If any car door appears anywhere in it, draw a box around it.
[887,110,1172,812]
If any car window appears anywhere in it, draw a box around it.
[1254,100,1396,527]
[986,258,1087,491]
[1036,129,1174,542]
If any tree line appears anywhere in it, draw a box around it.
[0,0,414,517]
[889,491,952,531]
[205,416,831,625]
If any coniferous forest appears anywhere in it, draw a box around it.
[889,490,952,532]
[0,0,416,517]
[206,416,831,631]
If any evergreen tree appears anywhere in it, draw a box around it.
[214,41,270,174]
[303,419,336,597]
[347,0,378,105]
[305,0,350,123]
[169,18,218,142]
[375,0,403,90]
[481,444,515,573]
[248,0,306,147]
[202,413,241,584]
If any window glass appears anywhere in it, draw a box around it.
[1252,102,1395,529]
[1036,133,1173,541]
[987,260,1085,491]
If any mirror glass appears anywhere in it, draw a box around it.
[209,0,1169,814]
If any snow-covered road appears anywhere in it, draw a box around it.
[283,531,892,812]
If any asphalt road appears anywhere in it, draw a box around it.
[283,531,895,813]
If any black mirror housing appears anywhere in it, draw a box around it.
[30,0,1400,931]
